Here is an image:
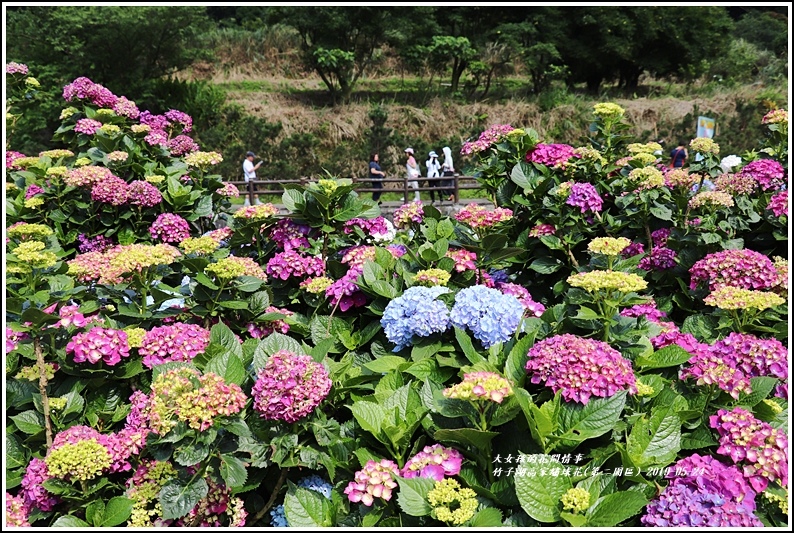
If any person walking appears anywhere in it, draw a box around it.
[425,151,442,204]
[242,151,263,206]
[669,141,688,169]
[441,146,455,202]
[369,153,385,204]
[404,147,421,202]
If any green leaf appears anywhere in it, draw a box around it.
[395,476,434,516]
[159,478,209,520]
[433,428,499,450]
[734,376,778,408]
[254,332,306,370]
[636,345,693,369]
[471,507,504,527]
[514,455,572,522]
[173,442,210,466]
[6,435,27,469]
[219,454,248,489]
[454,327,486,364]
[205,351,246,386]
[364,356,408,374]
[86,500,105,526]
[282,189,305,212]
[649,205,673,221]
[349,401,384,436]
[101,496,134,527]
[585,491,647,526]
[529,257,562,274]
[681,426,717,450]
[284,484,333,527]
[10,410,44,435]
[52,515,91,527]
[626,403,681,468]
[234,276,264,293]
[555,391,627,446]
[505,334,537,384]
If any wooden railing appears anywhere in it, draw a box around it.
[226,174,483,206]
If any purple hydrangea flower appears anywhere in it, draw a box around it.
[251,350,331,422]
[566,182,603,213]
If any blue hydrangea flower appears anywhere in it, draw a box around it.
[381,286,451,351]
[489,269,509,284]
[450,285,524,348]
[297,475,333,500]
[270,476,333,527]
[270,505,288,527]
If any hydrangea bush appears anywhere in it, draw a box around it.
[4,66,789,528]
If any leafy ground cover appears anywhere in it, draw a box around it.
[4,64,789,527]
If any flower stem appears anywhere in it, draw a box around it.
[253,468,290,524]
[35,338,54,448]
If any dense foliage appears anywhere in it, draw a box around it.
[4,64,789,527]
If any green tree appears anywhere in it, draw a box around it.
[268,7,399,104]
[734,10,788,57]
[428,36,477,94]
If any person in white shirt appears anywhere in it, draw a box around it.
[441,146,455,202]
[242,151,263,206]
[425,151,442,204]
[404,147,421,202]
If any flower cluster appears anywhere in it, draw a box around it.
[74,118,103,135]
[62,76,117,107]
[450,285,524,348]
[454,203,513,229]
[206,256,268,281]
[638,246,677,271]
[443,371,513,403]
[565,182,603,213]
[393,200,424,229]
[233,202,279,221]
[402,444,464,481]
[6,492,30,527]
[620,300,668,324]
[65,327,130,366]
[461,123,514,155]
[762,108,788,125]
[184,150,223,168]
[166,135,199,156]
[738,159,785,191]
[446,248,477,272]
[527,143,578,168]
[689,137,720,155]
[710,332,787,381]
[125,460,177,527]
[627,142,663,155]
[91,175,129,205]
[593,102,625,120]
[529,223,556,237]
[266,250,325,280]
[6,61,29,75]
[146,368,247,434]
[627,166,665,190]
[323,267,365,308]
[149,213,191,243]
[714,172,756,195]
[496,282,546,317]
[561,487,590,513]
[7,222,54,242]
[588,237,631,256]
[164,109,193,133]
[25,183,44,199]
[344,459,400,506]
[139,323,210,368]
[247,306,293,338]
[269,219,311,250]
[642,454,761,527]
[344,217,393,240]
[45,426,113,481]
[525,334,637,404]
[767,190,788,217]
[381,286,451,350]
[216,182,240,198]
[179,236,220,255]
[704,286,785,311]
[64,165,113,187]
[567,270,647,293]
[680,351,752,399]
[414,268,451,286]
[427,478,478,525]
[20,458,59,512]
[689,248,779,291]
[6,150,26,169]
[709,408,788,492]
[665,168,700,189]
[68,243,181,285]
[252,350,332,422]
[300,276,334,294]
[9,241,58,271]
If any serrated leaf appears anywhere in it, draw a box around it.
[554,391,627,446]
[364,356,408,374]
[284,485,333,527]
[6,435,27,469]
[585,491,647,526]
[253,332,306,370]
[174,442,210,466]
[514,455,572,522]
[433,428,499,450]
[734,376,778,408]
[52,515,91,527]
[636,345,693,369]
[101,496,134,527]
[454,327,486,364]
[159,478,208,520]
[395,476,434,516]
[529,256,562,274]
[10,410,44,435]
[86,500,105,526]
[681,426,717,450]
[219,454,248,489]
[626,403,681,468]
[471,507,503,526]
[205,351,246,386]
[349,401,384,436]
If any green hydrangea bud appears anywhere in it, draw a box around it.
[561,487,590,513]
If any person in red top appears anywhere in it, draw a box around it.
[669,141,688,168]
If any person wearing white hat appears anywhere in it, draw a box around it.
[404,147,420,202]
[425,150,442,204]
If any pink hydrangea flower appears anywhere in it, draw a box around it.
[150,213,191,243]
[402,444,464,481]
[526,334,637,404]
[344,459,400,506]
[496,282,545,317]
[65,327,130,366]
[251,350,332,422]
[6,62,29,75]
[460,124,514,155]
[565,182,603,213]
[266,250,325,280]
[247,306,293,338]
[767,190,787,217]
[737,159,785,191]
[6,491,31,527]
[112,96,140,119]
[62,77,118,107]
[139,323,211,368]
[446,248,477,272]
[74,118,103,135]
[269,219,311,251]
[128,180,163,207]
[164,109,193,133]
[91,175,129,205]
[392,201,424,229]
[20,458,59,512]
[527,143,579,168]
[689,249,779,291]
[454,203,513,229]
[166,135,199,156]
